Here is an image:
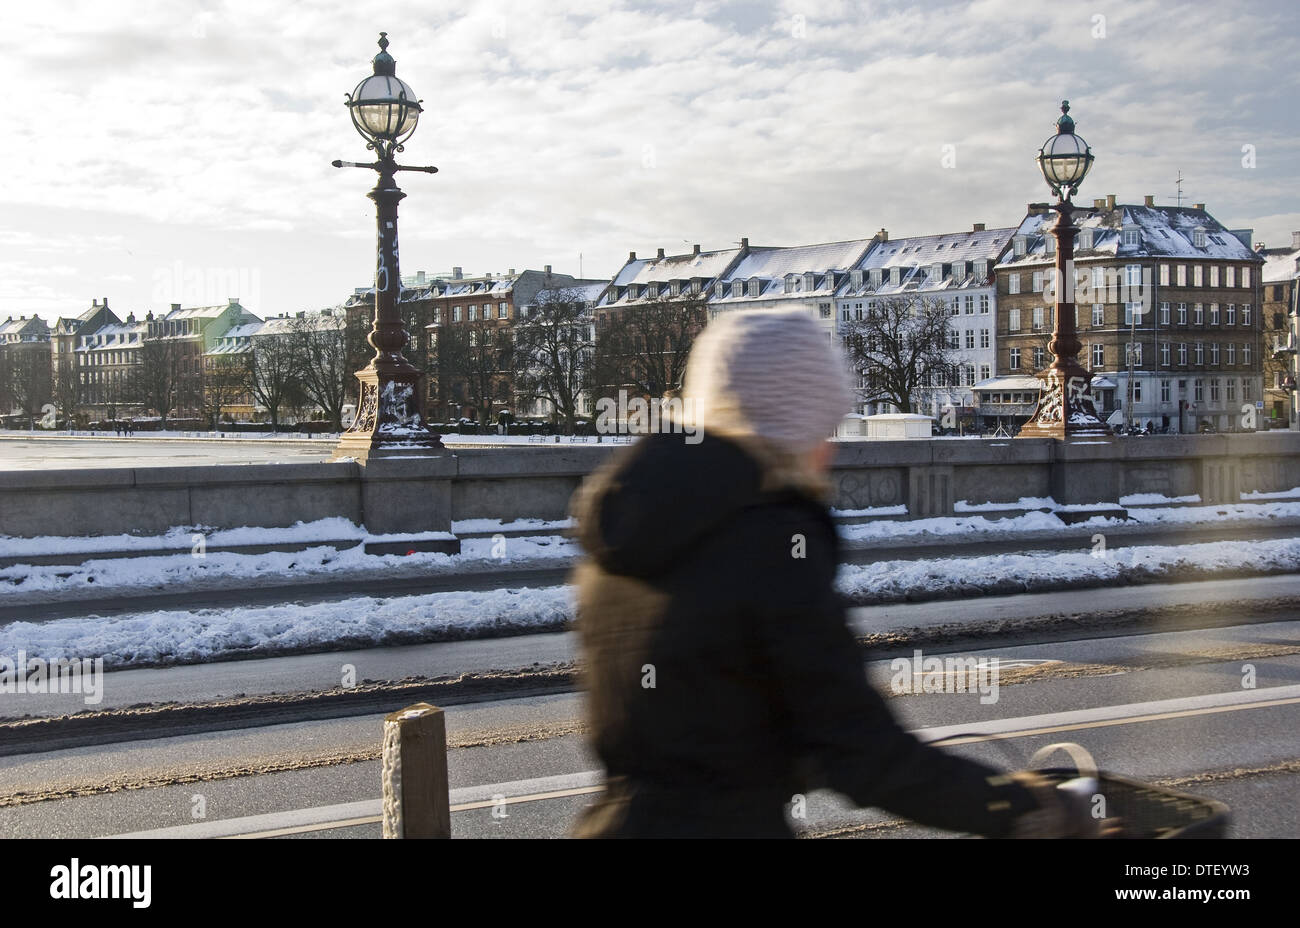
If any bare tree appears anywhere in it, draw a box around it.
[513,287,594,431]
[245,333,303,430]
[290,313,350,430]
[590,292,707,400]
[201,356,249,430]
[441,319,513,425]
[1,346,52,428]
[138,337,185,427]
[841,295,958,414]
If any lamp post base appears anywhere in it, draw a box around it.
[1017,364,1113,441]
[331,366,444,465]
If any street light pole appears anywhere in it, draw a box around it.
[331,33,443,464]
[1018,102,1111,441]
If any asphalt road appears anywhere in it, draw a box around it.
[0,611,1296,839]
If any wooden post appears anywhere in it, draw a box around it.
[381,703,451,838]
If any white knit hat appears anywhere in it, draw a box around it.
[683,308,856,455]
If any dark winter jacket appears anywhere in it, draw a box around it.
[570,430,1041,838]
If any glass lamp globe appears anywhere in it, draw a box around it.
[1036,101,1094,200]
[346,33,423,148]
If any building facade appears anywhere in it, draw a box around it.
[1259,232,1300,428]
[996,196,1264,433]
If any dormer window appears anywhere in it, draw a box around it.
[1122,228,1140,247]
[669,280,681,297]
[731,280,743,297]
[891,267,904,285]
[870,268,883,287]
[931,263,944,280]
[647,283,659,299]
[1078,229,1093,249]
[1045,236,1056,255]
[850,269,864,288]
[952,261,966,279]
[747,279,760,297]
[803,272,815,290]
[785,275,797,294]
[1013,235,1027,257]
[1192,228,1207,248]
[974,260,988,279]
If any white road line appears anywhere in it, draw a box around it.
[101,684,1300,839]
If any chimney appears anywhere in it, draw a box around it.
[1144,195,1155,207]
[1256,243,1267,252]
[1106,194,1116,210]
[544,264,552,275]
[657,248,665,259]
[972,222,985,232]
[878,228,888,242]
[628,251,637,262]
[740,237,749,251]
[1194,202,1205,211]
[508,268,515,275]
[1292,231,1300,250]
[171,303,181,312]
[452,266,463,280]
[92,299,100,308]
[693,243,701,256]
[1093,198,1105,209]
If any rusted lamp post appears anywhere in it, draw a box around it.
[1018,101,1111,440]
[331,33,443,463]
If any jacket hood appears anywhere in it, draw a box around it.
[573,431,766,578]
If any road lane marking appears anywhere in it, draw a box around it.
[102,684,1300,839]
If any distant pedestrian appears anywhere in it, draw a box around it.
[570,308,1089,839]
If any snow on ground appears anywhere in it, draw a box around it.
[0,518,367,558]
[0,533,580,597]
[6,536,1300,669]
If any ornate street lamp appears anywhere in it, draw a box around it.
[1018,101,1111,440]
[331,33,443,463]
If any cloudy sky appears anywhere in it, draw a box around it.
[2,0,1297,323]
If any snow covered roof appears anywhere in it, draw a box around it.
[532,282,607,304]
[1261,246,1300,283]
[164,302,242,320]
[999,204,1264,267]
[0,315,49,338]
[612,248,741,288]
[858,227,1013,271]
[723,239,874,282]
[973,375,1043,392]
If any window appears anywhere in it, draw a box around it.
[1194,342,1204,365]
[1226,304,1236,325]
[1226,379,1236,402]
[1126,342,1142,366]
[1159,302,1170,325]
[1123,229,1140,246]
[1033,347,1045,369]
[1160,264,1170,286]
[842,308,851,321]
[1193,230,1207,248]
[748,279,760,297]
[821,305,832,319]
[1242,268,1251,287]
[1177,303,1188,324]
[1161,343,1171,366]
[468,304,478,321]
[965,329,975,349]
[1210,343,1220,365]
[1131,380,1142,402]
[1226,266,1236,287]
[948,328,960,349]
[452,305,462,322]
[1092,304,1104,326]
[498,302,509,319]
[1009,308,1021,332]
[1009,274,1021,294]
[1210,378,1221,402]
[980,364,991,381]
[1193,303,1203,325]
[980,328,990,349]
[1242,343,1252,365]
[1161,379,1171,402]
[1226,343,1235,365]
[1124,302,1143,325]
[950,299,960,317]
[1032,271,1044,292]
[1195,379,1204,402]
[1193,265,1203,286]
[1032,306,1044,331]
[1244,379,1253,401]
[1009,348,1021,370]
[1178,343,1187,366]
[1242,304,1252,326]
[979,294,990,314]
[1013,236,1026,257]
[1176,265,1187,286]
[1210,266,1221,288]
[1092,344,1105,367]
[965,296,975,315]
[1125,264,1142,287]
